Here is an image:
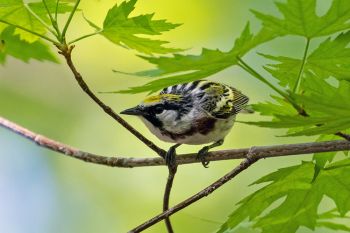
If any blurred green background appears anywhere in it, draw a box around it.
[0,0,344,232]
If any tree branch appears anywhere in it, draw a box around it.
[128,150,260,233]
[2,116,350,168]
[58,45,165,157]
[336,132,350,141]
[163,165,177,233]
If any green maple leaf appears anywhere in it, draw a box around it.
[313,134,339,168]
[317,221,350,232]
[0,27,57,64]
[259,54,302,89]
[252,0,350,38]
[29,0,74,16]
[250,95,297,116]
[0,0,73,42]
[218,160,350,233]
[245,74,350,137]
[318,160,350,216]
[307,31,350,81]
[263,31,350,89]
[114,23,277,94]
[254,189,321,233]
[0,0,45,42]
[317,209,350,231]
[217,162,315,233]
[115,48,235,94]
[85,0,181,55]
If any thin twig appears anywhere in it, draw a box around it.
[128,149,260,232]
[58,45,166,157]
[1,116,350,168]
[335,132,350,141]
[163,165,177,233]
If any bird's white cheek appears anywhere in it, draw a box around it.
[159,110,192,134]
[157,110,177,125]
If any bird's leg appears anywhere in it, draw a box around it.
[165,143,182,169]
[197,139,224,168]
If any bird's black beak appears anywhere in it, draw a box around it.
[120,106,143,116]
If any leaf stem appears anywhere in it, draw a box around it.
[237,56,307,116]
[23,3,58,37]
[42,0,61,39]
[0,19,58,45]
[293,38,311,93]
[55,0,60,22]
[68,30,102,44]
[61,0,81,42]
[237,57,281,94]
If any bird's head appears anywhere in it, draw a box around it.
[120,94,189,128]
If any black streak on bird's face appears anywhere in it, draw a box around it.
[120,104,165,116]
[121,104,164,128]
[121,100,192,128]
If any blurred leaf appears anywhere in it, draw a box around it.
[85,0,182,55]
[115,23,278,94]
[219,159,350,233]
[325,157,350,171]
[0,27,58,64]
[29,0,74,20]
[252,0,350,38]
[0,0,73,42]
[316,222,350,232]
[222,226,260,233]
[0,0,45,42]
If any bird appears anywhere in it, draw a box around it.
[120,80,249,168]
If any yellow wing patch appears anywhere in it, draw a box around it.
[204,83,224,95]
[143,94,181,105]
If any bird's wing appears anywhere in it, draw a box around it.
[200,83,249,119]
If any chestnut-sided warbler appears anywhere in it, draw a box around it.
[121,80,249,167]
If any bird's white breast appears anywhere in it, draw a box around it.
[140,115,236,145]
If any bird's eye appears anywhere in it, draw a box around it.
[154,106,164,114]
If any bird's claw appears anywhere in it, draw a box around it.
[197,146,210,168]
[165,146,177,170]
